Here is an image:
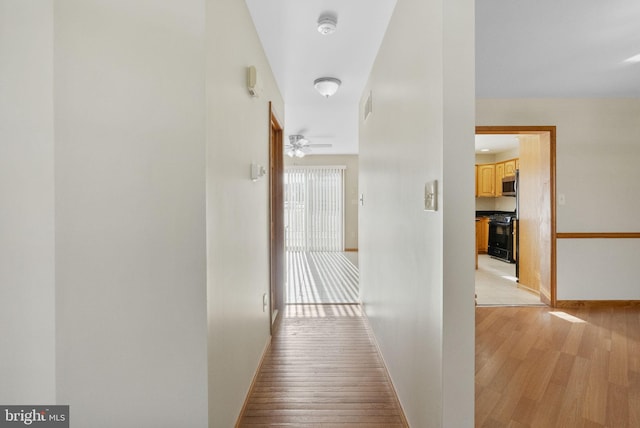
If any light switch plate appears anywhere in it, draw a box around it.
[424,180,437,211]
[251,163,266,181]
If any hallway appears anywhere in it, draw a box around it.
[237,252,407,425]
[237,304,408,427]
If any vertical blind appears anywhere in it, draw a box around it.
[284,166,345,251]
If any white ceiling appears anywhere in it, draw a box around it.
[477,0,640,98]
[475,135,520,154]
[246,0,396,155]
[247,0,640,155]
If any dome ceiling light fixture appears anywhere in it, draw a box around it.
[317,13,337,35]
[314,77,341,98]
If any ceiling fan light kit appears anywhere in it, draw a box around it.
[286,148,306,158]
[314,77,341,98]
[285,134,332,157]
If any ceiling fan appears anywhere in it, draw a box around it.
[285,134,332,158]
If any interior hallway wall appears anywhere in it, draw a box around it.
[207,0,284,426]
[54,1,208,426]
[0,0,56,404]
[358,0,475,426]
[477,99,640,300]
[285,155,359,250]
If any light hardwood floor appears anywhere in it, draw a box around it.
[476,306,640,427]
[237,304,408,427]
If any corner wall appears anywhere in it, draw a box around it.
[0,0,56,403]
[54,1,209,426]
[358,0,475,426]
[477,99,640,300]
[206,0,284,426]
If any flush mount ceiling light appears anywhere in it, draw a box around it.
[317,13,337,35]
[314,77,341,98]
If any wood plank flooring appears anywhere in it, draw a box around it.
[476,306,640,427]
[237,304,408,427]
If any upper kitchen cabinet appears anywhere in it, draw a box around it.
[504,159,517,177]
[494,162,504,197]
[476,158,519,198]
[476,164,495,197]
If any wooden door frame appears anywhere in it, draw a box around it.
[476,126,557,307]
[269,102,285,332]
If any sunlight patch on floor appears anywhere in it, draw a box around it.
[286,251,359,304]
[285,304,362,318]
[549,311,587,323]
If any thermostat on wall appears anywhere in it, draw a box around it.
[247,66,262,98]
[424,180,437,211]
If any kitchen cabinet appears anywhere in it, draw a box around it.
[476,164,495,197]
[475,165,478,197]
[476,217,490,253]
[476,158,519,198]
[494,162,504,197]
[504,159,517,177]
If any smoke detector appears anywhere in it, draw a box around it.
[317,13,337,35]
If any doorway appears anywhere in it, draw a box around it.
[284,166,346,252]
[280,156,360,306]
[269,103,285,330]
[475,126,556,307]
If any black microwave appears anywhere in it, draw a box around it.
[502,174,517,196]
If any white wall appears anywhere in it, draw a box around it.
[54,1,208,427]
[285,155,359,250]
[0,0,56,404]
[557,239,640,299]
[206,0,284,426]
[359,0,475,426]
[477,99,640,300]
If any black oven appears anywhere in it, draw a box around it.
[488,214,514,263]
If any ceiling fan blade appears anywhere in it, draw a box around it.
[307,143,332,148]
[305,135,334,139]
[300,147,312,153]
